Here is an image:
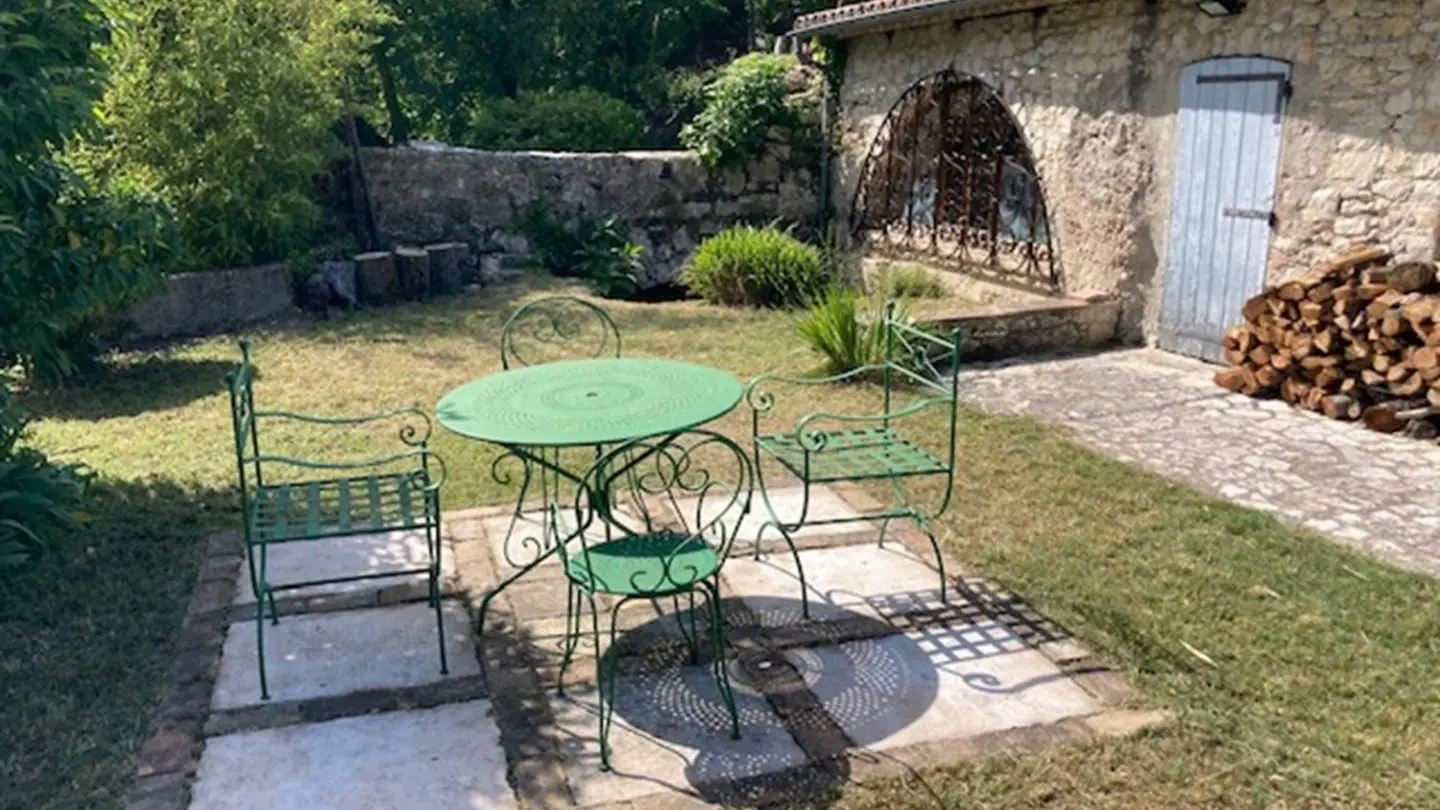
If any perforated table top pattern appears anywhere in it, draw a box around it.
[436,357,744,447]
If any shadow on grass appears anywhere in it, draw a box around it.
[18,356,240,420]
[0,475,236,810]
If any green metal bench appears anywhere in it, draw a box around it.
[226,340,449,700]
[746,301,963,618]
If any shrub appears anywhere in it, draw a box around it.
[96,0,389,272]
[682,226,828,308]
[467,89,645,151]
[680,53,817,169]
[508,199,644,299]
[872,264,947,299]
[0,383,88,567]
[794,289,907,376]
[0,0,172,381]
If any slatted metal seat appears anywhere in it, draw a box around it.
[250,473,436,543]
[227,340,449,700]
[747,300,963,618]
[754,428,948,483]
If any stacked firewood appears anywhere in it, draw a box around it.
[1215,241,1440,440]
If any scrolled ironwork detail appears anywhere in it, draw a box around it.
[499,295,622,369]
[851,70,1060,290]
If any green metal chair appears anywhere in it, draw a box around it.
[493,295,623,567]
[226,340,448,700]
[746,301,962,619]
[554,429,751,771]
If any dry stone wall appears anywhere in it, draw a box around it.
[836,0,1440,342]
[361,145,819,285]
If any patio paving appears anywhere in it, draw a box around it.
[211,601,477,710]
[231,528,457,605]
[958,348,1440,578]
[130,485,1156,810]
[189,701,514,810]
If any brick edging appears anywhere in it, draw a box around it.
[126,530,241,810]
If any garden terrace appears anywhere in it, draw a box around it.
[3,279,1439,810]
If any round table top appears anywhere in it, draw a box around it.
[437,357,744,447]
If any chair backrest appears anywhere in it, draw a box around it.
[225,340,263,492]
[499,295,622,369]
[880,299,963,406]
[561,430,752,594]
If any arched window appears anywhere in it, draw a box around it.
[851,71,1059,289]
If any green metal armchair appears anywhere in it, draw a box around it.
[493,295,623,567]
[746,301,962,619]
[554,429,752,771]
[226,340,448,700]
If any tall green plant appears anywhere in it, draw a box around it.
[0,383,89,567]
[0,0,172,380]
[507,199,643,299]
[682,225,828,307]
[96,0,389,271]
[680,53,816,168]
[794,290,920,377]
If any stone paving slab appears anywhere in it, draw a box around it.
[548,666,809,807]
[718,486,874,547]
[784,632,1100,751]
[189,700,515,810]
[232,529,455,605]
[960,349,1440,577]
[480,507,646,574]
[722,544,948,627]
[141,485,1151,810]
[212,601,477,709]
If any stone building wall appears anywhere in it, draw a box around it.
[834,0,1440,341]
[361,145,818,285]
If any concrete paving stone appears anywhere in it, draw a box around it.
[189,700,515,810]
[687,486,872,548]
[212,601,478,710]
[234,529,454,605]
[722,544,947,627]
[783,630,1100,751]
[480,507,643,572]
[548,664,808,806]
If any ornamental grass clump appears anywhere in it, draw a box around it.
[794,288,915,377]
[681,226,828,308]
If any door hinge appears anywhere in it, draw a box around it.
[1224,207,1278,229]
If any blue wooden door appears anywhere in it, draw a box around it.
[1160,57,1292,362]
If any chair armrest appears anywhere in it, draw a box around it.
[252,405,433,446]
[744,367,890,411]
[791,396,952,452]
[244,447,448,492]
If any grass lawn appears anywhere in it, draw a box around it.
[3,279,1439,809]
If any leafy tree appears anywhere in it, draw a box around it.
[372,0,732,145]
[95,0,390,272]
[467,89,645,151]
[0,0,171,380]
[681,52,817,168]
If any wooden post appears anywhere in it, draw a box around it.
[354,251,398,305]
[395,246,431,300]
[425,242,470,295]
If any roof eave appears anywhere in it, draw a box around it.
[791,0,1096,40]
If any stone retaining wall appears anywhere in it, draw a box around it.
[923,299,1124,362]
[361,145,820,285]
[836,0,1440,342]
[118,263,296,344]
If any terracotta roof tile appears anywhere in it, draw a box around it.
[792,0,1090,37]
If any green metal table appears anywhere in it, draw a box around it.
[436,357,743,666]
